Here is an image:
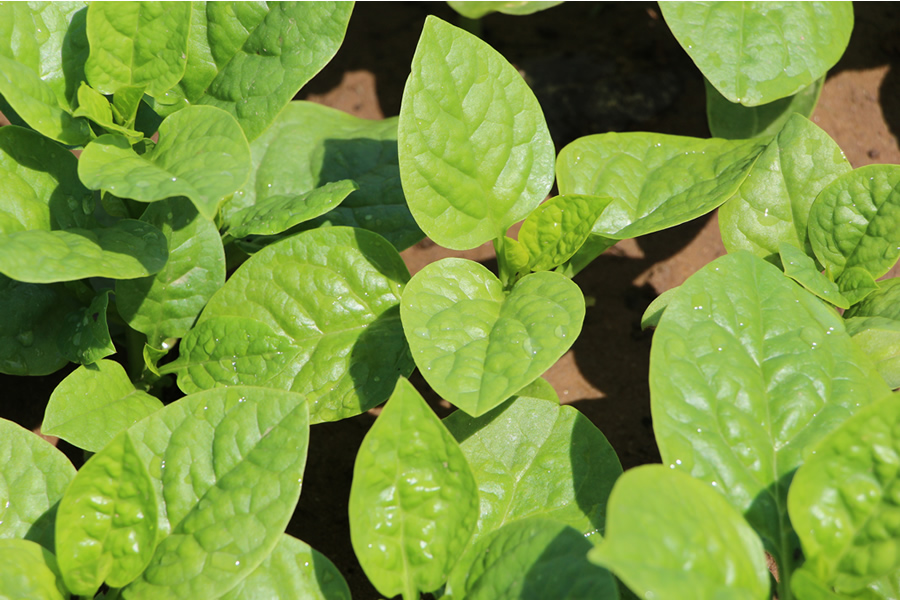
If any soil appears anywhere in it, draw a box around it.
[3,3,900,599]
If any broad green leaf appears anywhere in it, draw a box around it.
[219,534,350,600]
[836,267,880,306]
[56,431,159,595]
[58,289,115,365]
[228,180,358,238]
[706,76,824,140]
[118,386,310,598]
[590,465,769,600]
[116,197,226,348]
[84,1,190,97]
[78,106,251,219]
[0,418,76,550]
[650,252,890,579]
[398,16,555,250]
[809,165,900,281]
[221,101,421,250]
[0,539,69,600]
[641,286,679,331]
[72,82,142,140]
[402,257,585,416]
[0,219,168,283]
[518,194,610,272]
[846,278,900,323]
[160,2,353,141]
[43,360,163,453]
[557,132,765,239]
[780,243,850,309]
[447,1,563,19]
[443,387,622,542]
[789,394,900,593]
[844,317,900,389]
[660,2,853,106]
[173,227,413,423]
[349,378,479,598]
[719,114,851,262]
[0,277,88,375]
[446,518,618,600]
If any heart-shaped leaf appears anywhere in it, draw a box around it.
[402,258,584,416]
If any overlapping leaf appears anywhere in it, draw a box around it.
[517,194,611,272]
[845,278,900,390]
[0,539,70,600]
[780,243,849,309]
[706,77,823,140]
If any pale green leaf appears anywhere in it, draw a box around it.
[836,267,880,306]
[447,1,563,19]
[0,539,69,600]
[518,194,611,272]
[43,360,163,453]
[557,132,765,239]
[780,243,850,309]
[349,378,479,598]
[844,317,900,389]
[78,106,251,219]
[401,258,585,416]
[72,81,142,140]
[706,76,823,139]
[398,16,555,250]
[590,465,769,600]
[112,84,146,128]
[660,1,853,106]
[846,278,900,322]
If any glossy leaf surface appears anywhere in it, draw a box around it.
[660,2,853,106]
[590,465,769,600]
[706,77,823,140]
[402,258,584,416]
[780,243,850,309]
[0,539,69,600]
[517,194,610,272]
[399,16,554,250]
[349,378,478,598]
[557,132,765,239]
[651,251,890,575]
[43,360,163,453]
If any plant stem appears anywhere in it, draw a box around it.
[493,237,515,289]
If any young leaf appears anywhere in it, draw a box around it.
[445,517,619,600]
[78,106,252,219]
[42,360,163,453]
[660,2,853,106]
[517,194,611,272]
[401,258,585,416]
[72,82,143,140]
[0,418,76,550]
[56,431,159,595]
[706,76,824,140]
[398,16,555,250]
[84,1,191,97]
[349,378,479,599]
[219,534,351,600]
[789,394,900,593]
[174,227,413,423]
[650,252,891,581]
[118,386,310,598]
[0,539,70,600]
[589,465,770,600]
[116,197,226,348]
[443,386,622,542]
[780,243,850,309]
[557,133,765,239]
[719,114,852,262]
[809,165,900,281]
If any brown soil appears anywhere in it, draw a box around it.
[3,3,899,599]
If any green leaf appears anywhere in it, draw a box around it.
[789,394,900,593]
[518,195,611,272]
[162,2,353,141]
[72,82,143,140]
[0,418,76,550]
[443,387,622,542]
[719,114,852,262]
[836,267,880,306]
[845,317,900,390]
[219,534,350,600]
[84,1,191,97]
[556,233,618,278]
[447,1,563,19]
[706,76,824,140]
[56,431,159,595]
[589,465,769,600]
[0,539,70,600]
[112,85,146,128]
[446,517,619,600]
[650,252,890,580]
[780,243,850,309]
[557,132,765,239]
[172,227,413,423]
[398,16,555,250]
[641,286,679,331]
[660,1,853,106]
[58,289,115,365]
[349,378,479,598]
[116,197,226,348]
[228,180,358,239]
[846,278,900,322]
[78,106,252,219]
[0,219,168,283]
[402,257,585,416]
[118,386,310,598]
[43,360,163,453]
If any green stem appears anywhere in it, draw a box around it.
[493,237,515,289]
